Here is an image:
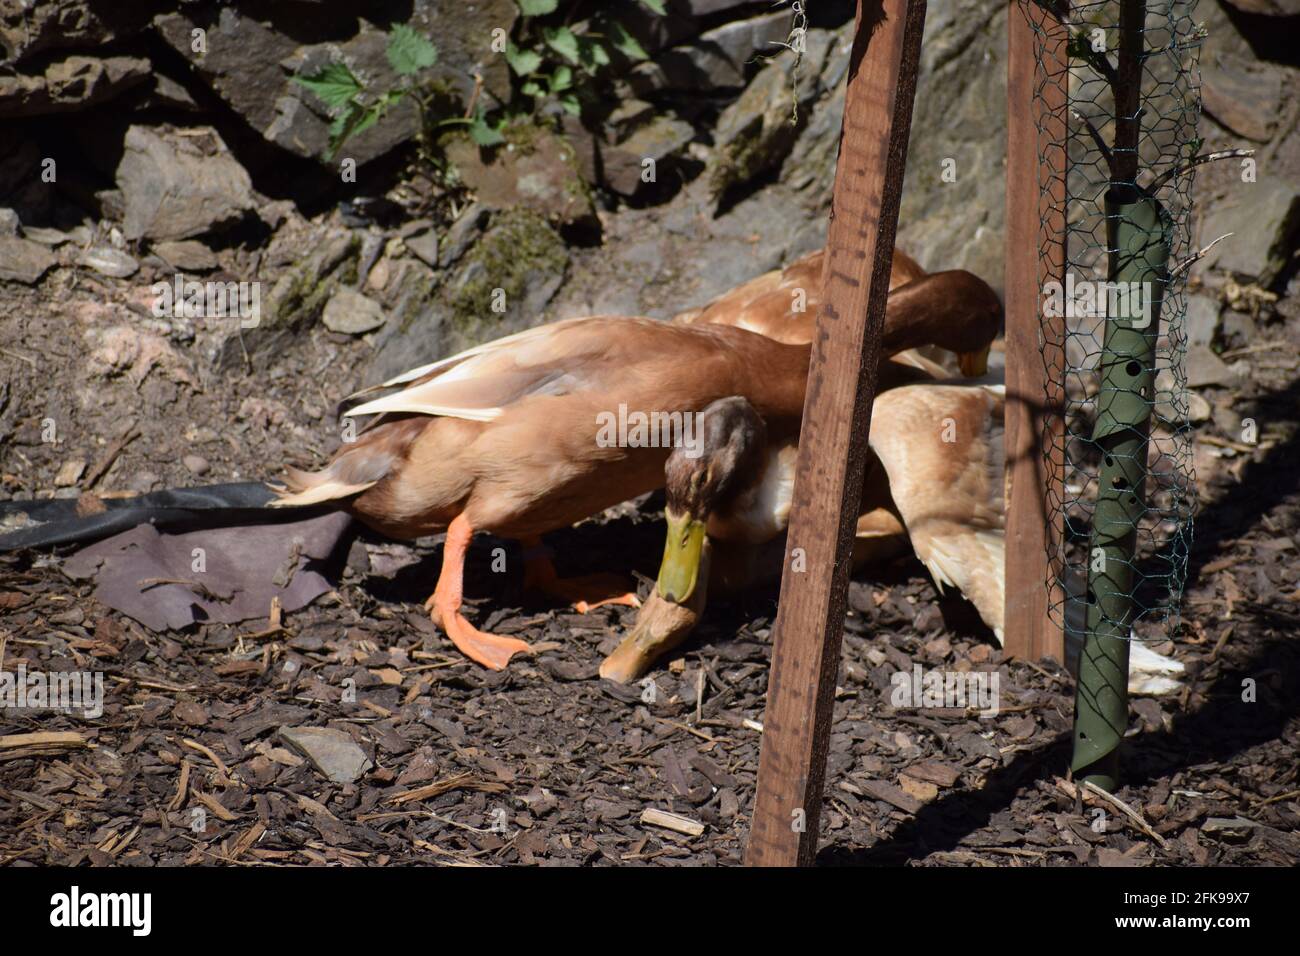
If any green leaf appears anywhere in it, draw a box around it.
[294,62,363,110]
[577,35,611,70]
[517,0,560,14]
[543,25,581,64]
[638,0,667,14]
[521,79,544,97]
[608,21,648,61]
[506,44,543,75]
[469,111,506,146]
[558,93,581,116]
[548,65,573,92]
[387,23,438,75]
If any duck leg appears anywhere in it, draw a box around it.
[520,537,642,613]
[426,514,531,670]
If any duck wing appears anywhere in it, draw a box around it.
[343,316,670,422]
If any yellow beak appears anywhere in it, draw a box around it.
[958,345,990,377]
[656,511,707,604]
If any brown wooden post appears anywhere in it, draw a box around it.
[1003,0,1067,661]
[745,0,928,867]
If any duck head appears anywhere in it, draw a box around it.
[883,270,1002,377]
[600,397,768,683]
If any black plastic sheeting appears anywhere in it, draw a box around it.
[0,482,332,551]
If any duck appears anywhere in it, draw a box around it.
[673,247,991,379]
[601,377,1005,682]
[271,270,1001,672]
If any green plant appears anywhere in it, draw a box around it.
[502,0,660,122]
[294,24,477,160]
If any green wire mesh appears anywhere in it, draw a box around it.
[1020,0,1201,652]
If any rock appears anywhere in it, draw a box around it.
[403,230,441,269]
[278,726,372,784]
[182,454,209,476]
[706,46,821,204]
[602,116,695,196]
[54,459,86,488]
[0,1,155,66]
[0,55,150,117]
[441,204,491,268]
[1183,292,1220,346]
[895,0,1009,288]
[1201,53,1285,141]
[76,245,138,279]
[1200,178,1300,286]
[445,131,595,228]
[115,125,255,241]
[1184,344,1239,388]
[322,287,387,335]
[154,2,515,166]
[21,226,74,246]
[0,236,58,283]
[627,10,793,94]
[152,239,219,272]
[1222,0,1300,13]
[0,208,18,235]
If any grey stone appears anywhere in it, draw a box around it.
[1182,292,1220,347]
[0,236,58,283]
[76,245,138,279]
[1200,178,1300,285]
[895,0,1008,289]
[279,726,372,784]
[1223,0,1300,13]
[440,203,491,268]
[1,1,154,66]
[403,230,441,269]
[0,54,151,117]
[627,10,792,94]
[1202,53,1285,142]
[115,125,255,241]
[602,116,695,196]
[182,454,210,476]
[706,46,821,204]
[322,287,387,335]
[152,239,219,272]
[1184,344,1240,388]
[0,208,17,236]
[21,226,73,246]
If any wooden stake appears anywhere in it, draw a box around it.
[1003,0,1067,661]
[745,0,927,867]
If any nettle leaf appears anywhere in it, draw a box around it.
[517,0,560,15]
[559,92,581,116]
[608,21,648,61]
[543,25,581,64]
[577,35,611,70]
[639,0,667,14]
[469,111,506,146]
[549,65,573,92]
[294,62,363,110]
[521,79,544,97]
[387,24,438,75]
[506,44,543,75]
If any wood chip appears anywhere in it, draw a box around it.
[640,808,705,837]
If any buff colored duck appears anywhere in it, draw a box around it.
[601,378,1005,682]
[272,275,998,672]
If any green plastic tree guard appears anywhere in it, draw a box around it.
[1071,184,1171,790]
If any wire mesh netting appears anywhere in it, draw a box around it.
[1018,0,1201,667]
